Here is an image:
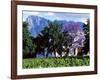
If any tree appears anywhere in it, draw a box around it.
[62,22,86,56]
[39,21,69,57]
[83,20,90,55]
[23,22,37,58]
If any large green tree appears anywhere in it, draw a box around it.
[23,22,37,58]
[40,21,69,57]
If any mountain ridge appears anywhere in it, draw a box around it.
[26,15,84,37]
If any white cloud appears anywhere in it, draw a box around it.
[24,11,40,16]
[30,12,40,15]
[81,19,88,24]
[47,12,55,16]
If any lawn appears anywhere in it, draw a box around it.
[23,56,90,69]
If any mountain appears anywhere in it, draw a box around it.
[26,15,84,37]
[26,15,50,37]
[62,21,84,33]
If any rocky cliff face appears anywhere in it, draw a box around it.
[26,15,49,37]
[26,15,84,38]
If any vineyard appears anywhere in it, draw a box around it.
[23,56,89,68]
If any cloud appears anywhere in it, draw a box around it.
[30,12,40,15]
[24,11,40,16]
[47,12,55,16]
[81,19,88,24]
[23,11,90,23]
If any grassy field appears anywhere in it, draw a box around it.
[23,56,90,69]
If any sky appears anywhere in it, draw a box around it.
[23,10,90,24]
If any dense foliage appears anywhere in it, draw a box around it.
[23,21,69,58]
[40,21,69,56]
[83,20,90,54]
[23,19,89,58]
[23,22,37,58]
[23,56,90,68]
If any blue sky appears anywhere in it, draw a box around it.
[23,10,90,24]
